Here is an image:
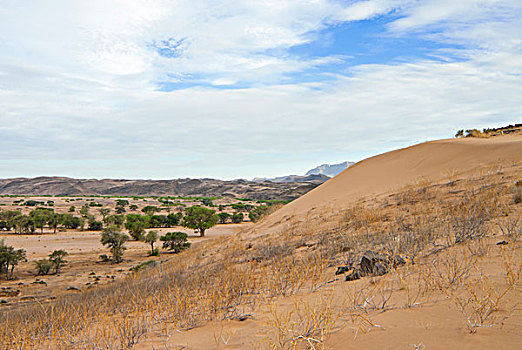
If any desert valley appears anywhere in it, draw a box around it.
[0,127,521,349]
[2,2,521,349]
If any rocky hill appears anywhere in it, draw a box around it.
[0,176,324,201]
[305,161,354,177]
[251,174,329,183]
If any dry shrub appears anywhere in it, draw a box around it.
[343,206,387,231]
[450,273,515,333]
[115,315,149,349]
[383,215,440,262]
[395,179,435,206]
[392,264,428,308]
[264,297,341,350]
[500,243,522,288]
[422,249,475,293]
[498,215,521,242]
[449,188,503,243]
[1,160,520,348]
[513,187,522,204]
[341,284,385,338]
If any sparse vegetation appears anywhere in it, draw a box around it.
[160,231,190,253]
[144,230,159,256]
[100,226,129,263]
[182,206,218,237]
[49,249,68,274]
[218,212,231,224]
[34,259,53,275]
[248,204,271,222]
[0,241,26,279]
[0,153,521,349]
[232,212,244,223]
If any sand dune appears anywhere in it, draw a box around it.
[269,135,522,222]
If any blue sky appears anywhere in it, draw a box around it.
[0,0,521,180]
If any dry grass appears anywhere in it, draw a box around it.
[1,164,521,348]
[263,296,342,350]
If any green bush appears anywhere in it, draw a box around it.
[218,212,231,224]
[160,232,190,253]
[35,259,53,275]
[130,260,157,272]
[248,205,271,223]
[88,220,103,231]
[231,212,244,223]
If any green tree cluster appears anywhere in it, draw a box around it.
[35,250,68,275]
[0,240,26,279]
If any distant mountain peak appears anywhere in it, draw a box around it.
[252,161,354,183]
[305,161,354,177]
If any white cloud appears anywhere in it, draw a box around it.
[0,0,521,179]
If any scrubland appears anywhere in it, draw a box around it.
[0,159,520,349]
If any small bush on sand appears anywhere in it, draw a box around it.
[35,259,54,275]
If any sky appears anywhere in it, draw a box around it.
[0,0,521,180]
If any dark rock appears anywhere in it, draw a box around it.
[496,240,508,245]
[0,299,7,304]
[360,251,388,276]
[345,270,362,281]
[335,266,351,275]
[391,255,406,267]
[344,250,405,282]
[373,262,388,276]
[67,286,80,291]
[233,314,253,322]
[0,289,20,297]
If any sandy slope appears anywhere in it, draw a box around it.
[136,135,522,350]
[268,135,522,223]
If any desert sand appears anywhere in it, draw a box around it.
[1,134,521,349]
[270,135,522,224]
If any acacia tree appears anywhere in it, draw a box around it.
[30,208,52,233]
[160,232,190,253]
[115,199,129,207]
[231,212,244,223]
[100,225,129,263]
[218,212,231,224]
[182,206,218,237]
[0,241,26,279]
[99,208,110,221]
[141,206,159,216]
[47,213,59,233]
[49,249,68,274]
[144,230,159,256]
[126,220,146,241]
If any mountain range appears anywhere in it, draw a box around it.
[0,176,320,201]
